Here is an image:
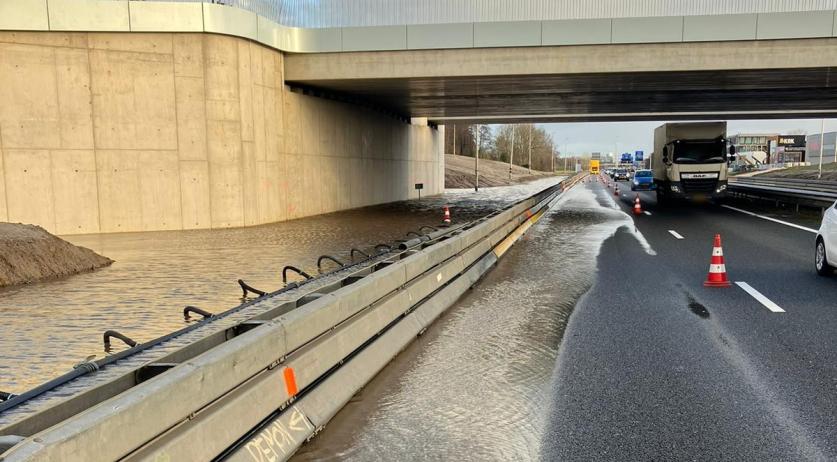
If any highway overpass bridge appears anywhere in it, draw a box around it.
[3,0,837,234]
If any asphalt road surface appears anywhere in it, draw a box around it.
[543,178,837,461]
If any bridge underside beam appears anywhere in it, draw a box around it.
[285,38,837,122]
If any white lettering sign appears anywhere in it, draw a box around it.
[242,407,315,462]
[681,173,719,179]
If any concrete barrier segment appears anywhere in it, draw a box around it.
[119,224,503,460]
[0,180,572,461]
[1,319,289,461]
[223,248,506,462]
[217,183,569,461]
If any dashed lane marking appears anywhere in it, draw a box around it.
[735,281,786,313]
[721,205,817,234]
[643,211,652,216]
[668,230,684,239]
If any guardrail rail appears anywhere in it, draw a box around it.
[0,174,586,462]
[728,176,837,207]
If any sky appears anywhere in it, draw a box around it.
[542,119,835,157]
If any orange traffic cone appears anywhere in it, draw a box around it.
[704,234,731,287]
[633,195,642,215]
[443,205,451,226]
[614,185,620,196]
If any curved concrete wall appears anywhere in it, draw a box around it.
[0,31,443,234]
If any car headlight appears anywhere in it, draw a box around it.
[716,184,727,193]
[670,185,681,193]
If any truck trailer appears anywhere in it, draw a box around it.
[652,122,736,203]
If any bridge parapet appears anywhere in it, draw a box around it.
[3,0,837,53]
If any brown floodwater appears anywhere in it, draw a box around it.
[0,179,560,394]
[293,182,641,461]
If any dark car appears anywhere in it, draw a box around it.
[614,169,630,181]
[631,170,655,191]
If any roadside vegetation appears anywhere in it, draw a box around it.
[445,154,553,188]
[445,124,557,172]
[445,124,564,188]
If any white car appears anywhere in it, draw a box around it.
[816,200,837,276]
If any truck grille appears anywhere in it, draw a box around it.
[682,178,717,193]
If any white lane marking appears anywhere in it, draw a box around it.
[668,230,684,239]
[643,211,652,216]
[722,205,817,234]
[735,281,785,313]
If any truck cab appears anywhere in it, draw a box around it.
[653,122,736,204]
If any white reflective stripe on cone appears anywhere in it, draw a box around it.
[709,264,726,273]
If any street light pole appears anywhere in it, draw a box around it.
[509,125,515,182]
[819,119,825,180]
[475,125,480,192]
[452,124,456,155]
[527,125,533,174]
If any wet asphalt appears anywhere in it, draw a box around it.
[542,179,837,461]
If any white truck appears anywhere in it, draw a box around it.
[652,122,736,204]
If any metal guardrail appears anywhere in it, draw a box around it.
[0,175,579,462]
[728,176,837,207]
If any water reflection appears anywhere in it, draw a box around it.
[294,183,636,461]
[0,179,559,393]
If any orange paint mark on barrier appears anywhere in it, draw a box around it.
[284,367,298,397]
[525,209,533,218]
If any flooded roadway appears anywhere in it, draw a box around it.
[0,179,559,394]
[294,181,641,461]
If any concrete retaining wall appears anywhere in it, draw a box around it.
[0,31,443,234]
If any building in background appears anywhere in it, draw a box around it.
[806,132,837,165]
[774,135,806,163]
[729,133,777,164]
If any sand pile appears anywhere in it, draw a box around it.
[0,223,113,287]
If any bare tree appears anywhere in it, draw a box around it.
[493,124,555,172]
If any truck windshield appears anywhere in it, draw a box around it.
[673,141,726,164]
